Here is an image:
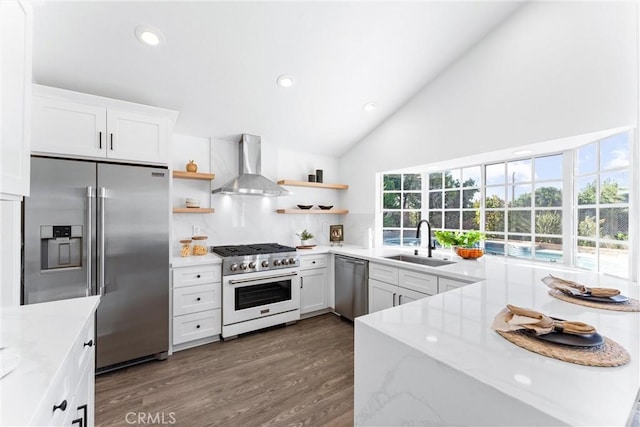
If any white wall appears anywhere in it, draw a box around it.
[171,134,345,254]
[339,1,638,239]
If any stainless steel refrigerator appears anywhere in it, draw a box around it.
[23,156,169,371]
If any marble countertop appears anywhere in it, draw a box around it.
[351,251,639,426]
[171,253,222,268]
[0,296,101,426]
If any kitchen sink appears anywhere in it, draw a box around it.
[384,254,456,267]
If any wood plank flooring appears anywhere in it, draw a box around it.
[95,313,354,426]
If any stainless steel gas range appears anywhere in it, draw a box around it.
[212,243,300,339]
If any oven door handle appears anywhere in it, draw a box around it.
[229,272,298,285]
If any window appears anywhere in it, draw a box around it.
[382,173,422,246]
[378,130,634,279]
[428,167,481,232]
[484,154,564,262]
[574,133,630,276]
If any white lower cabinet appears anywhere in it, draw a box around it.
[439,276,472,292]
[299,254,328,316]
[30,309,96,427]
[171,263,221,350]
[369,263,434,313]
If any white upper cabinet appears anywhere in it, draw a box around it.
[0,0,32,198]
[31,85,178,165]
[106,109,168,164]
[32,96,106,158]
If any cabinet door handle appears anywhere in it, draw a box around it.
[392,293,397,307]
[53,399,68,413]
[399,295,403,305]
[83,339,93,348]
[78,404,88,426]
[98,131,102,149]
[110,133,114,150]
[300,278,304,289]
[71,418,83,427]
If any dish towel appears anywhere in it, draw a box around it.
[541,274,620,297]
[492,304,597,336]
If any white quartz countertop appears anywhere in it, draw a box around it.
[0,296,101,426]
[171,253,222,268]
[351,250,639,426]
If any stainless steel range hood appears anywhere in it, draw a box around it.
[212,134,291,197]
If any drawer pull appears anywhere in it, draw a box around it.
[196,324,201,329]
[196,297,201,301]
[53,400,68,413]
[312,261,316,264]
[196,274,201,278]
[83,340,93,348]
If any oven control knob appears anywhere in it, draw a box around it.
[261,260,269,268]
[282,259,289,265]
[240,263,248,270]
[289,258,297,265]
[248,261,256,269]
[273,259,282,266]
[229,263,239,271]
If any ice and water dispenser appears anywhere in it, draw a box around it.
[40,225,83,270]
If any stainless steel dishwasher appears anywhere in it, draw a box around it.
[334,255,369,321]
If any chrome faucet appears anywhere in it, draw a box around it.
[415,219,435,258]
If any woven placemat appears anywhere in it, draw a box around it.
[548,289,640,312]
[496,330,630,367]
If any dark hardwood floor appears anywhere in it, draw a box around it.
[95,313,354,426]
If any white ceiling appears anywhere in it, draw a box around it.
[32,1,522,157]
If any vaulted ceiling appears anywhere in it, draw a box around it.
[32,1,522,156]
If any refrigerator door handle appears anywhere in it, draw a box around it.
[98,187,106,296]
[86,186,93,296]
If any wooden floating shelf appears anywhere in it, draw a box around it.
[173,171,216,181]
[277,180,348,190]
[173,207,215,214]
[276,209,349,214]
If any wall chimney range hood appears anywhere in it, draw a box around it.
[212,134,291,197]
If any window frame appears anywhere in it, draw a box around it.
[378,131,635,279]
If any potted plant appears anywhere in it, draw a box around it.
[296,229,314,246]
[434,230,485,259]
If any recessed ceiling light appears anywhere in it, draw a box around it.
[135,26,164,46]
[512,149,532,156]
[363,102,376,112]
[276,75,294,88]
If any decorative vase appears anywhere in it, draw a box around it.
[454,246,484,259]
[186,160,198,173]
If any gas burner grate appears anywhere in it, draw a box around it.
[212,243,296,257]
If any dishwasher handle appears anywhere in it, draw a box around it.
[337,256,367,266]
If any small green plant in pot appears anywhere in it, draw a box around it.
[296,229,314,246]
[434,230,485,259]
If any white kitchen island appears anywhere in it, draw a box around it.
[0,296,100,426]
[354,256,640,426]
